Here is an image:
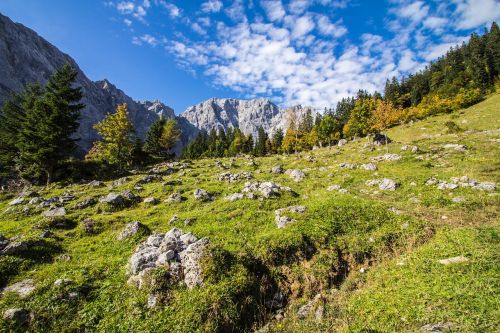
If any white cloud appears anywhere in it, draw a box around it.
[288,0,311,14]
[261,0,286,21]
[117,1,135,14]
[395,1,429,23]
[132,34,158,46]
[398,50,418,71]
[316,15,347,38]
[290,15,315,39]
[452,0,500,29]
[423,16,448,30]
[201,0,223,13]
[225,0,246,21]
[191,22,207,35]
[124,18,132,27]
[159,1,180,18]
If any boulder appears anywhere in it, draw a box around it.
[443,143,467,151]
[8,197,25,206]
[179,238,210,289]
[379,178,399,191]
[143,197,158,205]
[110,177,130,187]
[128,228,209,289]
[339,163,357,169]
[193,189,214,201]
[3,308,30,326]
[285,169,305,182]
[136,174,162,185]
[371,153,401,162]
[82,219,97,234]
[99,193,125,206]
[226,193,245,201]
[165,193,185,203]
[118,221,148,240]
[271,165,284,174]
[438,256,468,265]
[43,207,66,218]
[74,198,97,210]
[1,241,28,255]
[87,180,104,187]
[2,279,35,297]
[401,144,418,153]
[360,163,377,171]
[54,278,74,287]
[337,139,348,147]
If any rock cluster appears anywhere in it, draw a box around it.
[426,176,496,191]
[218,172,253,183]
[371,154,402,162]
[128,228,209,289]
[193,189,215,201]
[275,206,306,228]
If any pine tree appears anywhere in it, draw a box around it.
[86,103,135,169]
[271,128,284,153]
[143,118,167,156]
[253,126,268,156]
[16,64,83,184]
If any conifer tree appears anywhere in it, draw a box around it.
[143,117,167,156]
[16,64,83,184]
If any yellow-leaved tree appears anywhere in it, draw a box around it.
[85,103,135,168]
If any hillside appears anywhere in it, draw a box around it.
[0,93,499,332]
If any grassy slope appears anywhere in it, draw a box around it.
[0,93,498,332]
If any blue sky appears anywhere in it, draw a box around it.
[0,0,498,113]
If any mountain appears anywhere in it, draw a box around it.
[0,12,315,154]
[180,98,316,142]
[0,13,174,154]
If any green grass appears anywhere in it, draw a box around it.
[0,93,499,332]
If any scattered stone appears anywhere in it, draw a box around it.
[473,182,496,191]
[409,197,421,204]
[57,254,71,262]
[8,197,25,206]
[425,177,439,186]
[137,174,162,185]
[1,241,28,255]
[147,293,159,309]
[379,178,399,191]
[179,237,210,289]
[438,256,469,265]
[99,193,125,206]
[437,182,459,190]
[327,184,342,191]
[371,153,402,162]
[452,196,464,203]
[40,230,54,238]
[443,143,467,151]
[285,169,305,182]
[168,215,179,225]
[275,206,306,228]
[193,189,214,201]
[165,193,185,203]
[226,193,245,201]
[271,165,284,174]
[388,207,403,215]
[110,177,130,187]
[143,197,158,205]
[2,279,36,297]
[74,198,97,210]
[218,172,252,183]
[420,322,453,332]
[3,308,30,326]
[82,218,97,234]
[242,181,292,199]
[337,139,348,147]
[28,197,41,205]
[43,207,66,218]
[87,180,104,187]
[360,163,377,171]
[118,221,148,240]
[339,163,357,169]
[401,144,419,152]
[54,278,74,287]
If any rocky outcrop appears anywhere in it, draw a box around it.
[179,98,317,142]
